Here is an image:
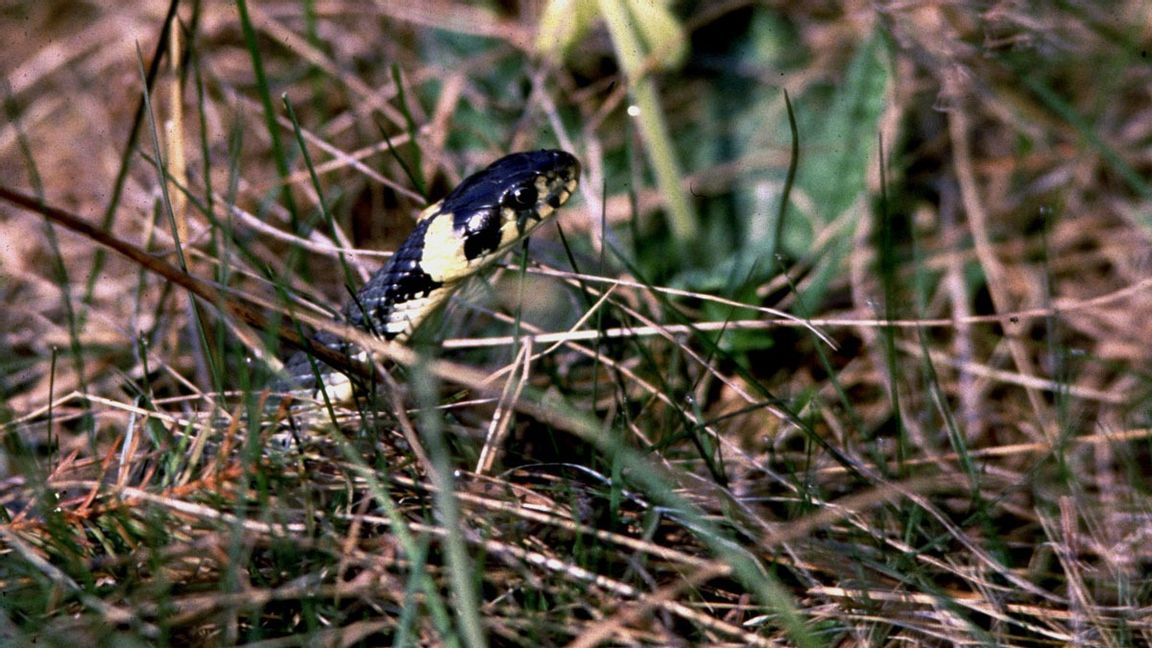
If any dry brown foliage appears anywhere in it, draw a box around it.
[2,1,1150,645]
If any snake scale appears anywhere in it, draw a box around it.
[275,149,581,405]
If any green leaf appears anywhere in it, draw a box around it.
[791,28,891,314]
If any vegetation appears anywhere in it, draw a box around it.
[1,1,1150,645]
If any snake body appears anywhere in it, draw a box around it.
[277,149,580,403]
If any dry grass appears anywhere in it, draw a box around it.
[2,1,1151,645]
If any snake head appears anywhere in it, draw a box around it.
[421,149,581,283]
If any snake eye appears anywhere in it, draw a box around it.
[507,186,538,209]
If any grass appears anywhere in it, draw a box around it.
[2,1,1151,645]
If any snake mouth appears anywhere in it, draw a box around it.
[535,150,581,213]
[543,152,581,209]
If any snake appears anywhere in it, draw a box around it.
[275,149,581,405]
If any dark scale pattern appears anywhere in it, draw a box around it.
[351,216,443,335]
[461,208,502,261]
[277,328,351,395]
[277,217,443,393]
